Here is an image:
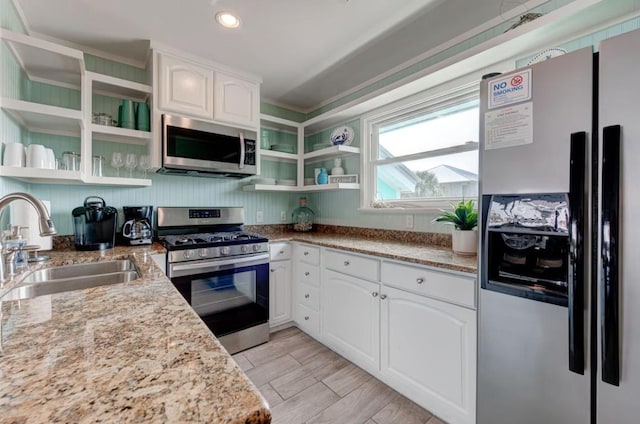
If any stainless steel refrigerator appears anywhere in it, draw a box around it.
[477,28,640,423]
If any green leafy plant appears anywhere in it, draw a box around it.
[433,199,478,230]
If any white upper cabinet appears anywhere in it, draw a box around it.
[158,53,214,119]
[156,51,260,129]
[214,70,259,128]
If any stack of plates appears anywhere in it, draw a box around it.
[276,179,296,186]
[270,144,294,153]
[252,177,276,185]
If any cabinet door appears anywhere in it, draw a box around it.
[323,269,380,373]
[158,54,214,119]
[214,71,259,128]
[381,285,476,424]
[150,253,166,275]
[269,260,292,328]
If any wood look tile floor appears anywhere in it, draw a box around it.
[233,327,446,424]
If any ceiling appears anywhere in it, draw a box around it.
[12,0,637,112]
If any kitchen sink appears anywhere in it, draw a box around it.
[21,260,137,283]
[1,260,140,301]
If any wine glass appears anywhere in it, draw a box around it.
[110,152,124,177]
[124,153,138,178]
[138,155,151,178]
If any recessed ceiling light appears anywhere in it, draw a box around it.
[216,12,240,28]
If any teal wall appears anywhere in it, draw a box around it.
[4,0,640,235]
[0,0,299,235]
[300,13,640,233]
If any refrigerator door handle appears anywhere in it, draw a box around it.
[568,131,586,374]
[601,124,621,386]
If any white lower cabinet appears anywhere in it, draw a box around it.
[269,242,293,329]
[292,243,321,339]
[288,243,477,424]
[380,285,477,424]
[150,253,166,275]
[322,269,380,373]
[269,260,292,328]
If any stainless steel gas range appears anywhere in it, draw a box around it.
[157,206,269,354]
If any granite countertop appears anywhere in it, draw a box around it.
[0,243,271,424]
[258,230,478,274]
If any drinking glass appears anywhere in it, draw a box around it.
[138,155,152,178]
[110,152,124,177]
[125,153,138,178]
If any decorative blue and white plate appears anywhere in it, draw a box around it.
[527,48,567,65]
[330,126,354,146]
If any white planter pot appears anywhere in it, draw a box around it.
[451,229,478,256]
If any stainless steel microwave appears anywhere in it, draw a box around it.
[158,114,257,178]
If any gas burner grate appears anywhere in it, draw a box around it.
[162,231,266,247]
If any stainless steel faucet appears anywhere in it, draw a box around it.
[0,192,56,284]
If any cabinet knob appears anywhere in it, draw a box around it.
[270,269,275,272]
[416,277,424,284]
[304,316,310,320]
[380,294,388,300]
[304,251,309,256]
[372,292,378,297]
[343,261,350,266]
[279,250,284,255]
[304,271,310,276]
[305,294,310,299]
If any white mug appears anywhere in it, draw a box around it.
[44,148,55,170]
[2,142,25,167]
[27,144,46,168]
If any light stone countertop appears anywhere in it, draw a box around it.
[0,244,271,424]
[266,232,478,274]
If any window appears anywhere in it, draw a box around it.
[362,82,479,210]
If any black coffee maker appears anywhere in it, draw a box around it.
[72,196,118,251]
[122,206,153,245]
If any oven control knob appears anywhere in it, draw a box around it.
[253,244,261,252]
[198,248,208,258]
[241,245,249,253]
[221,246,230,255]
[183,250,193,260]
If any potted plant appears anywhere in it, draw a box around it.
[433,199,478,255]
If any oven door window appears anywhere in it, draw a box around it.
[171,262,268,337]
[192,271,256,315]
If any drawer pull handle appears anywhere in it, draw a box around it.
[304,251,309,256]
[305,294,310,298]
[304,271,310,276]
[380,294,388,300]
[372,292,378,297]
[416,278,424,284]
[343,261,350,266]
[305,316,310,320]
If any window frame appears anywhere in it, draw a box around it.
[360,78,481,212]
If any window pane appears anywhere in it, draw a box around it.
[375,150,478,201]
[378,100,479,159]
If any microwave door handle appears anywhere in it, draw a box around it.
[239,132,245,169]
[568,131,586,374]
[601,124,621,386]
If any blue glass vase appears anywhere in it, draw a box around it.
[317,168,328,184]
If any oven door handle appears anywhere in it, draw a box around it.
[169,253,269,277]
